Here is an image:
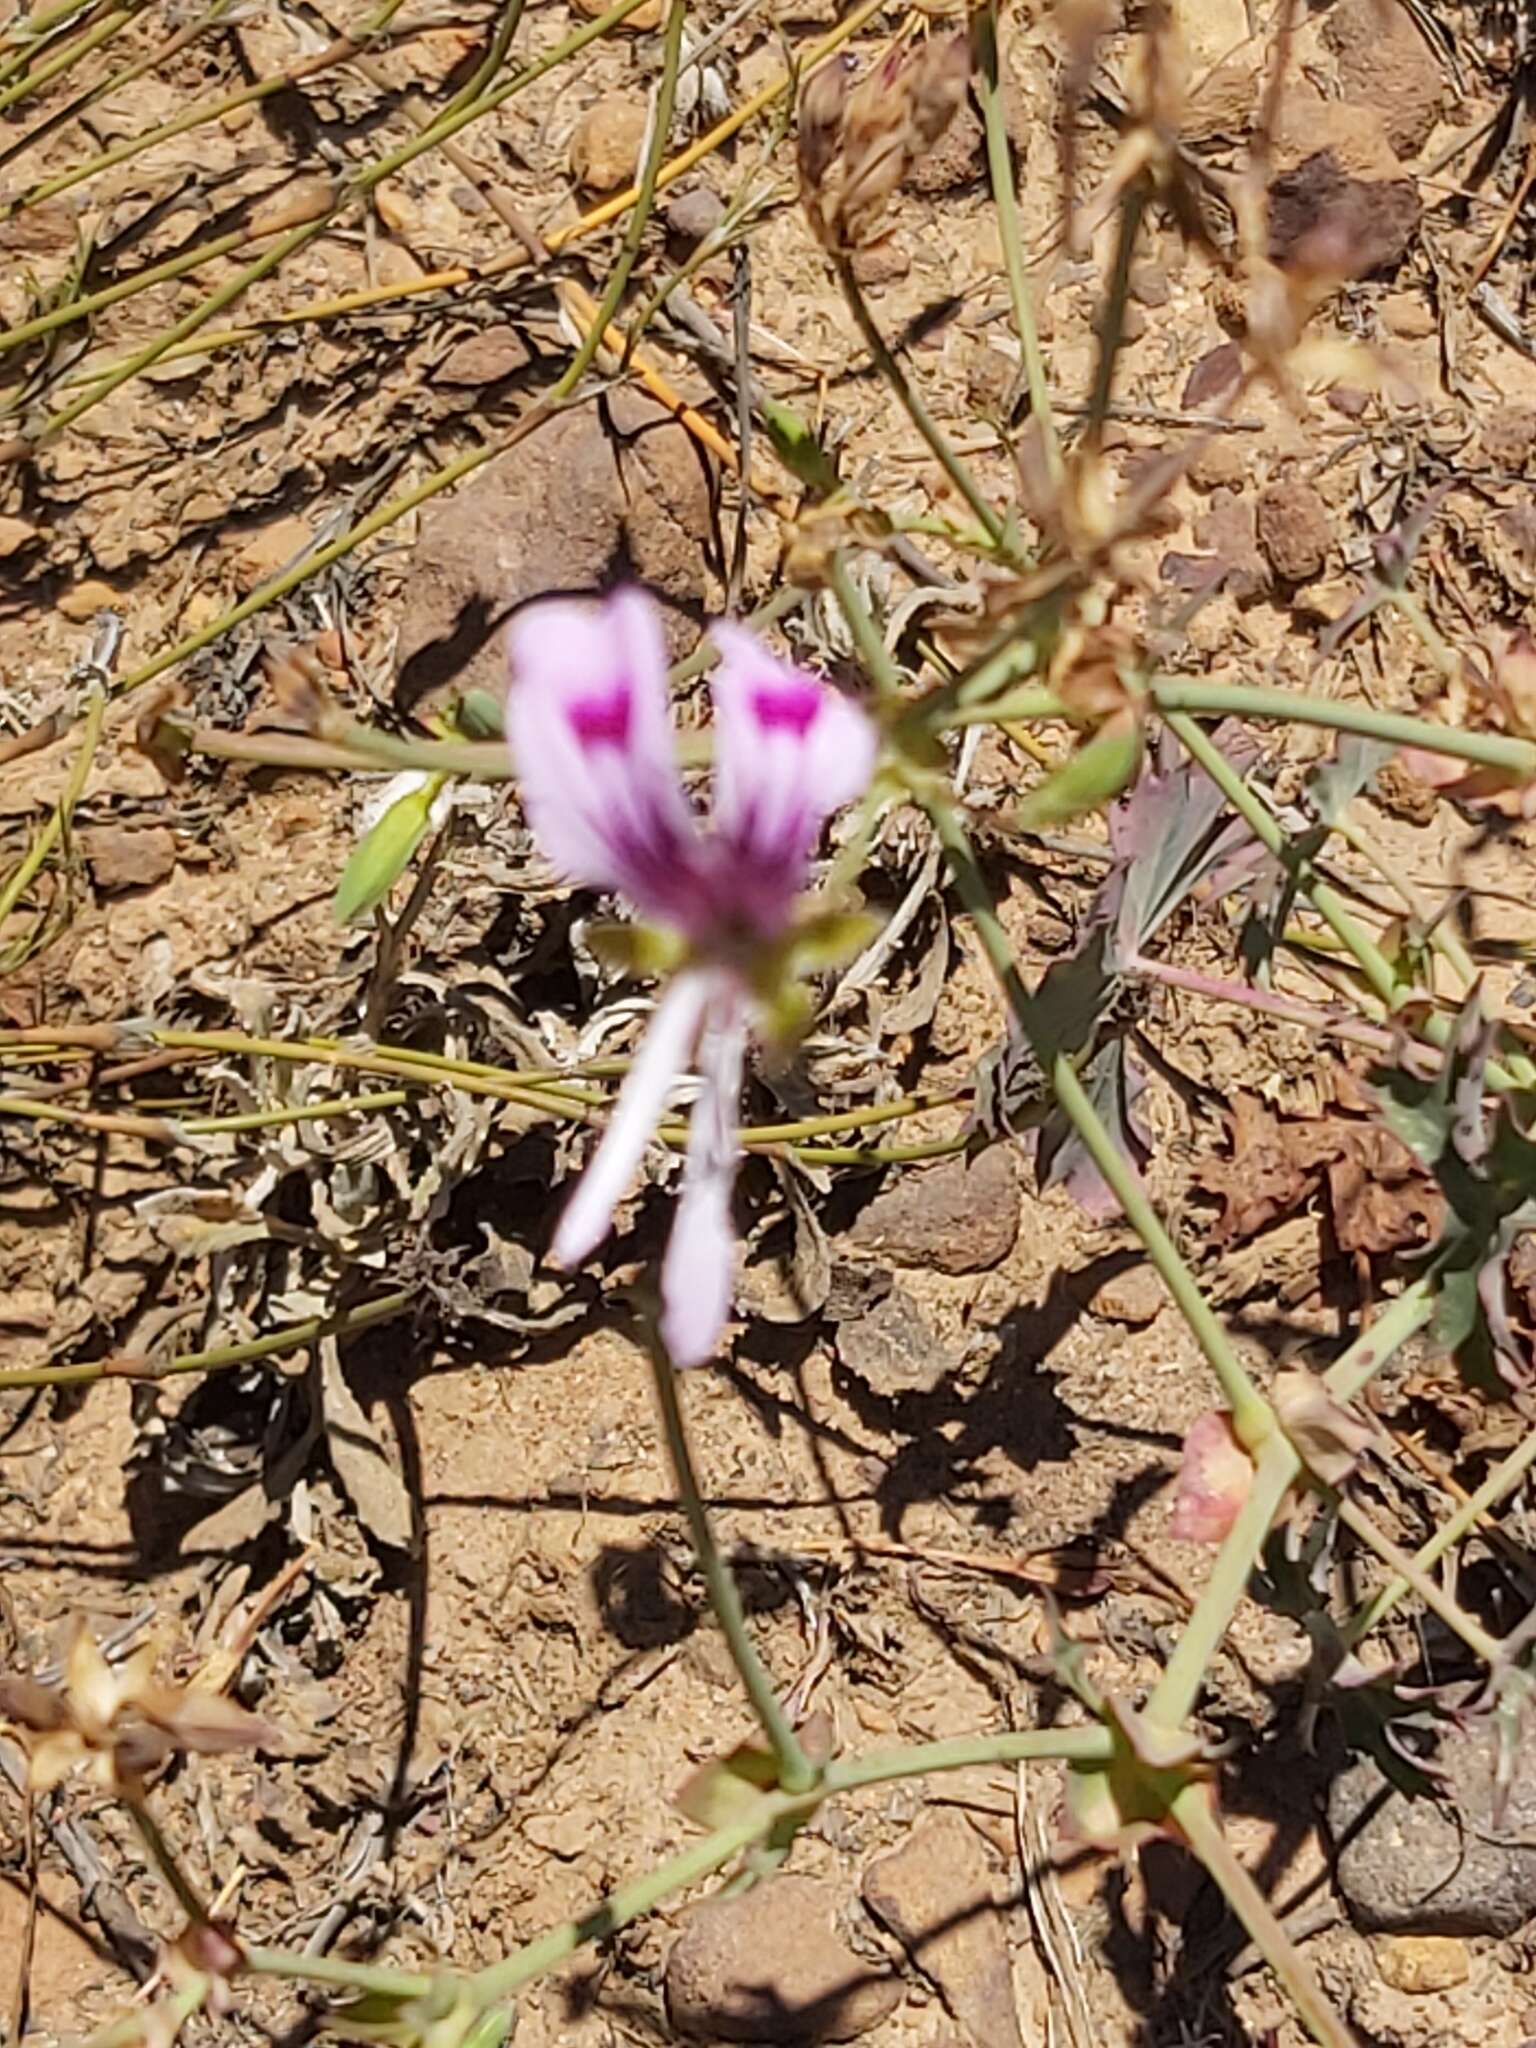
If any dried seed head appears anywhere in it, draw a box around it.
[906,32,972,148]
[799,35,975,252]
[797,54,858,195]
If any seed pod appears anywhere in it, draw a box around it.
[797,53,858,195]
[906,31,972,149]
[333,772,448,926]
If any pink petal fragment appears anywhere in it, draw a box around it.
[551,972,710,1269]
[707,624,877,927]
[505,588,703,923]
[1170,1409,1254,1546]
[660,990,747,1366]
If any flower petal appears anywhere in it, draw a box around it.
[552,971,710,1268]
[707,624,877,930]
[505,588,703,923]
[660,989,747,1366]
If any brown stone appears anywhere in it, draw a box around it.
[234,516,313,592]
[572,0,661,25]
[863,1813,1022,2048]
[836,1286,956,1398]
[1375,1934,1469,1993]
[57,577,118,622]
[666,1876,901,2042]
[846,1145,1021,1274]
[393,398,708,715]
[850,239,911,287]
[0,516,38,558]
[1256,478,1332,583]
[1089,1262,1165,1326]
[663,186,727,246]
[1323,0,1444,160]
[435,325,532,385]
[79,825,177,892]
[1479,404,1536,471]
[1379,289,1436,341]
[1267,152,1420,278]
[569,94,648,195]
[1270,83,1398,180]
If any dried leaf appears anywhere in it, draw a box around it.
[319,1341,415,1553]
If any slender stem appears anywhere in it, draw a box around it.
[81,1974,209,2048]
[0,1288,412,1390]
[976,0,1059,484]
[925,798,1270,1443]
[0,688,102,931]
[1151,678,1536,779]
[1174,1784,1354,2048]
[828,550,902,705]
[0,2,137,117]
[470,1792,811,2003]
[1148,1437,1298,1729]
[832,254,1007,550]
[4,0,409,218]
[822,1724,1111,1791]
[1345,1421,1536,1644]
[1085,180,1144,446]
[649,1340,816,1793]
[1335,1495,1502,1665]
[1323,1278,1435,1402]
[1167,709,1536,1090]
[551,0,683,402]
[240,1947,436,1999]
[1165,709,1399,1010]
[125,1795,210,1926]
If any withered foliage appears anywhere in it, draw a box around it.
[798,34,972,252]
[0,1624,278,1796]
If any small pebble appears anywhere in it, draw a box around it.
[1256,478,1332,584]
[569,94,648,196]
[1375,1935,1470,1994]
[57,576,118,621]
[663,186,726,247]
[1379,289,1436,341]
[0,515,38,558]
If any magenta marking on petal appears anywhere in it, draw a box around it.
[569,686,633,750]
[749,681,821,737]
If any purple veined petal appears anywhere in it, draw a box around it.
[707,624,878,930]
[505,588,705,924]
[551,970,711,1269]
[660,986,747,1367]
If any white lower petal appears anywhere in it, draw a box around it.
[659,994,747,1367]
[551,973,709,1268]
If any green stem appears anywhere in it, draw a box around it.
[4,0,410,219]
[0,1,137,116]
[1336,1494,1503,1665]
[1323,1279,1435,1401]
[1167,709,1536,1090]
[240,1947,436,1999]
[976,0,1059,484]
[1174,1783,1354,2048]
[0,1288,412,1390]
[828,550,902,704]
[1148,1437,1298,1729]
[550,0,683,402]
[125,1795,210,1926]
[1085,180,1144,444]
[35,0,668,442]
[832,254,1007,551]
[1345,1420,1536,1644]
[650,1340,816,1794]
[1151,678,1536,779]
[469,1794,810,2003]
[0,687,102,935]
[822,1723,1110,1791]
[925,797,1270,1443]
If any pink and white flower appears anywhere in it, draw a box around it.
[506,587,876,1367]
